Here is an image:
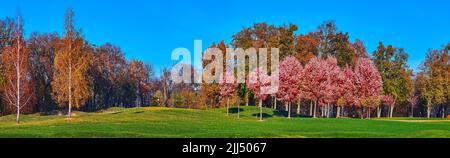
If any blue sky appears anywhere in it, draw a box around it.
[1,0,449,75]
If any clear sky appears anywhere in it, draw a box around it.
[1,0,449,75]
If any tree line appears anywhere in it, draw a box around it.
[0,9,155,123]
[170,22,449,119]
[0,9,449,123]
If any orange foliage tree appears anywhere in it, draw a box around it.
[1,15,35,124]
[52,9,92,118]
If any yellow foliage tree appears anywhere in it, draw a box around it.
[52,8,92,118]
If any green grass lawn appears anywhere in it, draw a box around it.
[0,106,449,138]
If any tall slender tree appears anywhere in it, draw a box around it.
[52,8,92,118]
[1,15,35,124]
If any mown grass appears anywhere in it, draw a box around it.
[0,106,449,138]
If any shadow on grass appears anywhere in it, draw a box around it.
[273,110,313,118]
[110,111,123,115]
[251,113,273,118]
[229,107,244,114]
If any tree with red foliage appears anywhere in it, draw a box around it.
[302,57,327,118]
[383,94,396,118]
[321,57,343,118]
[278,56,303,118]
[247,68,271,121]
[340,67,357,117]
[354,58,383,119]
[219,72,237,117]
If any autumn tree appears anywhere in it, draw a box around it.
[383,95,395,118]
[302,57,326,118]
[200,43,221,109]
[247,68,271,121]
[219,73,237,116]
[1,15,35,123]
[354,58,383,119]
[28,32,59,112]
[128,60,153,107]
[0,18,15,50]
[321,57,343,118]
[314,21,356,67]
[52,9,92,118]
[231,23,279,106]
[341,67,357,117]
[418,46,449,118]
[372,43,414,117]
[90,43,127,109]
[278,56,303,118]
[295,34,318,65]
[407,95,418,118]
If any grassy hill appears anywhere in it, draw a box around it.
[0,106,450,138]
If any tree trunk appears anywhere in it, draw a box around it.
[389,106,394,118]
[296,98,301,115]
[309,101,313,116]
[442,107,445,119]
[377,107,381,118]
[361,108,364,119]
[427,104,431,118]
[327,103,330,118]
[273,97,276,110]
[336,106,340,118]
[16,107,20,124]
[68,70,72,118]
[245,92,249,106]
[313,100,317,118]
[368,107,371,119]
[259,99,263,121]
[321,106,324,117]
[237,103,240,119]
[411,105,414,118]
[288,102,291,119]
[16,54,20,124]
[226,97,229,116]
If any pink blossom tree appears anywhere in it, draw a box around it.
[383,94,396,118]
[247,68,271,121]
[219,72,237,116]
[354,58,383,119]
[302,57,327,118]
[321,57,343,118]
[340,67,357,118]
[278,56,303,118]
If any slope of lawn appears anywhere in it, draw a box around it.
[0,106,450,138]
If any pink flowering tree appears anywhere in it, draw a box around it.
[302,57,327,118]
[321,57,343,118]
[354,58,383,119]
[247,68,271,121]
[340,67,357,118]
[383,94,396,118]
[219,72,237,116]
[278,56,303,118]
